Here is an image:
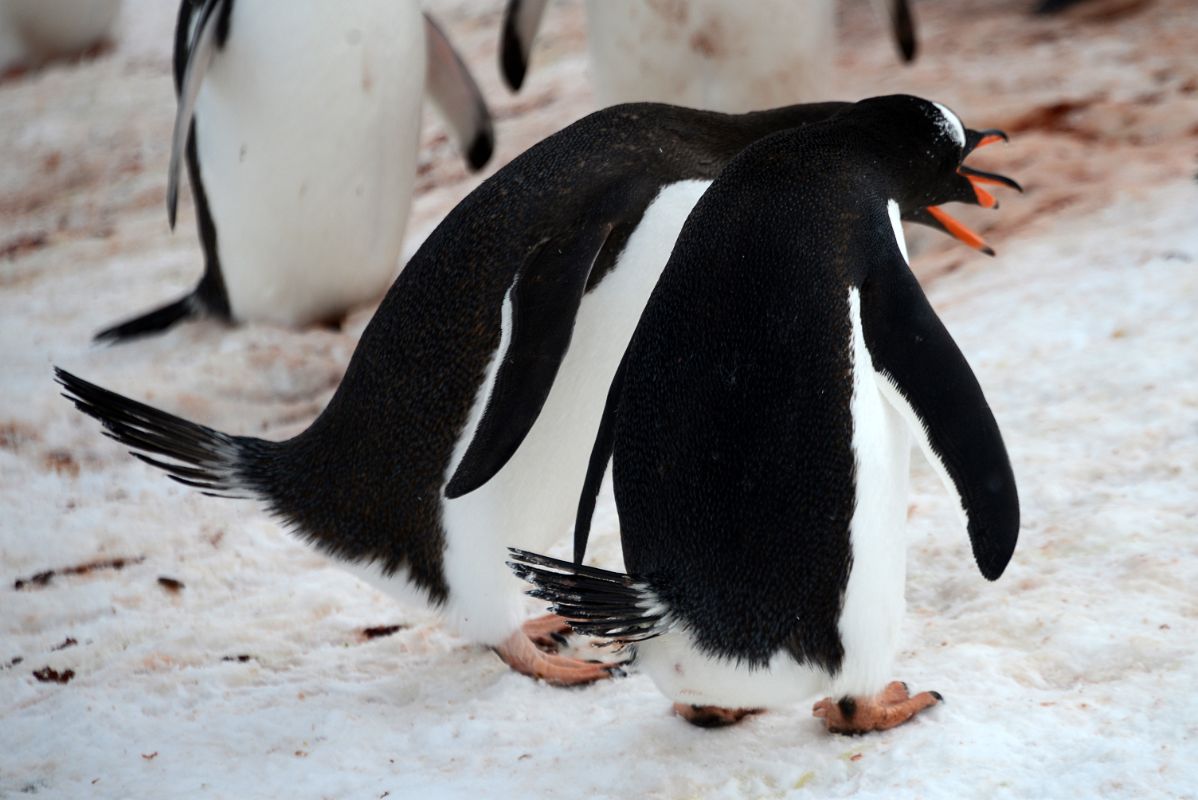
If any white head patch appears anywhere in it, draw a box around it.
[931,101,966,149]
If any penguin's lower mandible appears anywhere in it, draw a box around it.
[510,95,1021,730]
[56,96,1013,688]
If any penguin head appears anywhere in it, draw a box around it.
[854,95,1021,255]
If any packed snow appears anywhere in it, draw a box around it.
[2,0,1196,798]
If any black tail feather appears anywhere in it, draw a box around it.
[507,549,672,643]
[93,292,199,344]
[54,367,269,500]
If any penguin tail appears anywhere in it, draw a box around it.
[93,292,202,345]
[54,367,277,501]
[506,549,675,644]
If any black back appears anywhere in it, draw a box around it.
[596,98,1019,670]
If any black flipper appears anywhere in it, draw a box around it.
[571,347,627,564]
[424,12,495,172]
[1035,0,1089,13]
[93,292,199,344]
[887,0,918,62]
[53,367,278,500]
[100,0,232,345]
[167,0,228,229]
[444,223,617,499]
[859,257,1019,581]
[499,0,549,92]
[507,549,673,643]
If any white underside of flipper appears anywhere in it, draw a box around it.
[430,179,714,646]
[193,0,422,326]
[637,287,913,708]
[584,0,836,112]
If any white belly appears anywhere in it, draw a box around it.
[638,288,913,709]
[436,179,714,645]
[584,0,835,112]
[193,0,423,325]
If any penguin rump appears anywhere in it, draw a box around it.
[509,95,1021,731]
[57,97,1010,689]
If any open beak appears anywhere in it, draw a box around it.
[919,128,1021,256]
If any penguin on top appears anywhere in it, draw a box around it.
[501,0,917,113]
[509,95,1020,729]
[95,0,494,343]
[55,96,1013,686]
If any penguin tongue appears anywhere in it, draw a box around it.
[925,206,996,256]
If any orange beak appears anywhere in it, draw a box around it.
[926,206,995,256]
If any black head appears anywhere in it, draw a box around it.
[850,95,1022,255]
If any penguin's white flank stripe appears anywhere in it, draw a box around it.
[831,287,912,698]
[439,179,714,645]
[887,199,909,264]
[931,101,966,149]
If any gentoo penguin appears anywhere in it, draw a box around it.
[0,0,121,74]
[509,95,1021,729]
[501,0,917,112]
[95,0,494,343]
[56,98,1010,685]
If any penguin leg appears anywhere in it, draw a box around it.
[521,613,573,650]
[813,681,942,735]
[493,629,619,686]
[673,704,764,729]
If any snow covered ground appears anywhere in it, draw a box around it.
[2,0,1196,797]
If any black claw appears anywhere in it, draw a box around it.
[607,666,628,679]
[550,632,570,647]
[931,691,944,702]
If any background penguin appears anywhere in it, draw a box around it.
[0,0,122,75]
[55,97,1006,686]
[501,0,917,112]
[509,95,1021,729]
[95,0,494,343]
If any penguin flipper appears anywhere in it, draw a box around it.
[499,0,550,92]
[507,549,673,644]
[571,346,627,564]
[860,259,1019,581]
[445,224,617,499]
[167,0,227,230]
[873,0,918,62]
[423,13,495,172]
[93,291,199,344]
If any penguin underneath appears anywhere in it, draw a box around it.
[56,98,1011,686]
[501,0,917,112]
[95,0,494,343]
[509,95,1021,729]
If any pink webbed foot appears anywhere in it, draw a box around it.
[813,681,942,735]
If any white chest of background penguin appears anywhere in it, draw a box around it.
[55,97,1013,685]
[511,96,1022,731]
[95,0,494,342]
[502,0,917,112]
